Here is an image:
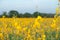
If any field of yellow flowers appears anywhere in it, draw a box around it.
[0,16,60,40]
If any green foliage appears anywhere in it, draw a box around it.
[33,12,39,17]
[8,10,19,18]
[1,12,8,18]
[0,10,55,18]
[23,12,32,18]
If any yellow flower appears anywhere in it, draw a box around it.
[53,19,56,23]
[37,16,42,19]
[0,33,3,37]
[27,34,31,38]
[42,35,46,38]
[38,38,41,40]
[42,34,46,40]
[23,27,27,31]
[51,23,56,29]
[16,25,22,31]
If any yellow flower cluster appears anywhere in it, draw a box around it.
[0,16,60,40]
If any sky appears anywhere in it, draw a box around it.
[0,0,58,14]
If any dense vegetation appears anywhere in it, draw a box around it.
[0,10,55,18]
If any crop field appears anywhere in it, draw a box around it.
[0,16,60,40]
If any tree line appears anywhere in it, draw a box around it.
[0,10,55,18]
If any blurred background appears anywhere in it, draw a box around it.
[0,0,58,18]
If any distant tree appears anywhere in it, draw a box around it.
[23,12,32,18]
[8,10,19,18]
[0,15,2,18]
[33,12,40,18]
[2,12,8,18]
[0,10,55,18]
[19,13,23,18]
